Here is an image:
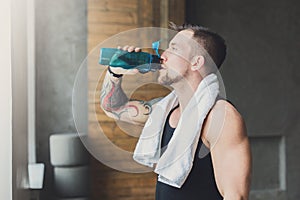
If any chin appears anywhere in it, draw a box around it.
[158,72,165,84]
[157,77,165,85]
[158,76,173,86]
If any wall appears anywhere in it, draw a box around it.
[186,0,300,199]
[0,0,12,199]
[1,0,38,199]
[35,0,87,199]
[10,0,33,198]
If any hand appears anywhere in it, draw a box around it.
[108,45,142,75]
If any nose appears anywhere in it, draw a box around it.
[160,51,168,63]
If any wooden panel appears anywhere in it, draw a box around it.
[87,0,178,199]
[88,35,111,50]
[159,0,186,28]
[152,0,161,27]
[137,0,154,27]
[160,0,169,28]
[90,158,156,200]
[169,0,185,25]
[88,0,138,12]
[89,23,137,35]
[89,10,138,25]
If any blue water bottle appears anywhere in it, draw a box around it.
[99,41,162,74]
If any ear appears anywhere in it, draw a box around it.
[190,55,205,71]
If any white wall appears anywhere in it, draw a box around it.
[11,0,31,198]
[0,0,12,199]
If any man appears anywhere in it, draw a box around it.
[100,24,251,200]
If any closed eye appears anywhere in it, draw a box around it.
[169,42,178,51]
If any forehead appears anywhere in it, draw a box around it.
[170,30,194,45]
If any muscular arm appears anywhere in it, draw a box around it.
[204,101,252,200]
[100,70,162,124]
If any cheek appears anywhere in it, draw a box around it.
[166,52,191,73]
[168,65,188,77]
[170,51,191,65]
[174,58,190,71]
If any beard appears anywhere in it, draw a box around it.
[158,69,184,86]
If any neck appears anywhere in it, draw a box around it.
[172,75,203,112]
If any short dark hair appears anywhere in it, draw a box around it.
[170,22,227,69]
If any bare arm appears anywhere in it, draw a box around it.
[100,69,162,124]
[205,101,252,200]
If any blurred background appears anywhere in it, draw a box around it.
[1,0,299,200]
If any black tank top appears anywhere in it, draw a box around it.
[155,105,223,200]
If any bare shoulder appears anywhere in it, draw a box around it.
[208,100,252,199]
[216,100,245,126]
[202,99,247,148]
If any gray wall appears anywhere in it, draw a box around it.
[186,0,299,199]
[35,0,87,199]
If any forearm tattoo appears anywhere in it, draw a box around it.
[100,72,128,112]
[100,72,163,121]
[125,97,162,116]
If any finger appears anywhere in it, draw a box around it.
[117,46,122,49]
[134,47,141,52]
[127,46,135,52]
[122,45,129,51]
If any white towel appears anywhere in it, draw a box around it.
[133,73,220,188]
